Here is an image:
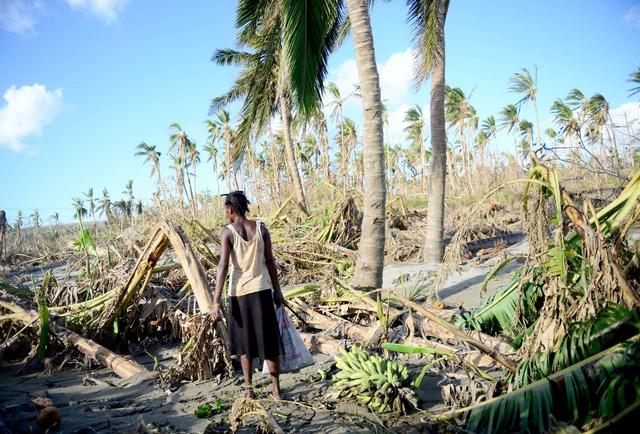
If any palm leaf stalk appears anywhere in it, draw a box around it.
[451,334,640,433]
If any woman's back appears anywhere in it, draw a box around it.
[227,219,272,297]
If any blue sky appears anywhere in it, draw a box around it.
[1,0,639,224]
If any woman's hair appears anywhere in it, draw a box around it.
[223,191,250,216]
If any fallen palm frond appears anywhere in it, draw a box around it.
[453,334,640,433]
[509,305,640,388]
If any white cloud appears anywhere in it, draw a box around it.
[0,0,43,34]
[65,0,131,22]
[610,102,640,126]
[0,84,64,152]
[379,48,415,106]
[625,5,640,29]
[327,48,415,108]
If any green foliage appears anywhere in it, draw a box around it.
[465,336,640,433]
[73,228,97,256]
[454,273,543,341]
[193,399,225,418]
[510,305,640,389]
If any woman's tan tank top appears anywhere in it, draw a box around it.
[227,220,273,297]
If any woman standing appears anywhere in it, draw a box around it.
[212,191,285,399]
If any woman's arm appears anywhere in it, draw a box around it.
[212,228,232,316]
[262,223,284,306]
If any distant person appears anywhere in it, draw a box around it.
[212,191,285,399]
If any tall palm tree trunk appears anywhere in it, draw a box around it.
[423,0,448,263]
[279,94,308,212]
[346,0,386,289]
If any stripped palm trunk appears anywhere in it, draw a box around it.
[279,94,308,213]
[423,0,449,263]
[346,0,386,289]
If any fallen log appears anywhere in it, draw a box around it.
[0,300,148,379]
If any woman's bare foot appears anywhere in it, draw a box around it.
[240,384,255,398]
[271,383,284,400]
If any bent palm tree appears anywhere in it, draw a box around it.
[135,142,165,201]
[509,67,542,148]
[408,0,450,263]
[499,104,520,158]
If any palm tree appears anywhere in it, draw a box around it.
[203,140,221,194]
[169,123,197,212]
[309,107,332,182]
[210,25,312,211]
[72,198,87,227]
[475,130,489,169]
[408,0,450,263]
[50,212,59,227]
[499,104,521,157]
[97,189,113,225]
[123,180,134,220]
[338,0,386,289]
[509,67,542,148]
[518,119,533,161]
[445,86,476,193]
[84,187,97,230]
[135,142,165,200]
[327,82,359,190]
[550,99,581,141]
[170,154,187,209]
[628,67,640,98]
[334,118,358,188]
[404,105,428,190]
[206,110,239,192]
[481,115,497,167]
[231,0,383,286]
[30,210,41,238]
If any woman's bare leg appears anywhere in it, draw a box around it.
[240,355,254,397]
[265,357,283,399]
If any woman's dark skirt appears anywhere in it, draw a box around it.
[229,289,283,360]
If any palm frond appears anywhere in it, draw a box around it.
[407,0,449,86]
[280,0,343,114]
[464,335,640,433]
[627,67,640,97]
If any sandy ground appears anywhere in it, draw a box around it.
[0,238,530,433]
[0,348,446,433]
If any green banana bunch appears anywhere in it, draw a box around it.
[332,345,413,414]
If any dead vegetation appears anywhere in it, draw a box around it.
[1,163,639,433]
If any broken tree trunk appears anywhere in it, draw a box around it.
[0,301,147,379]
[96,227,170,336]
[161,221,216,313]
